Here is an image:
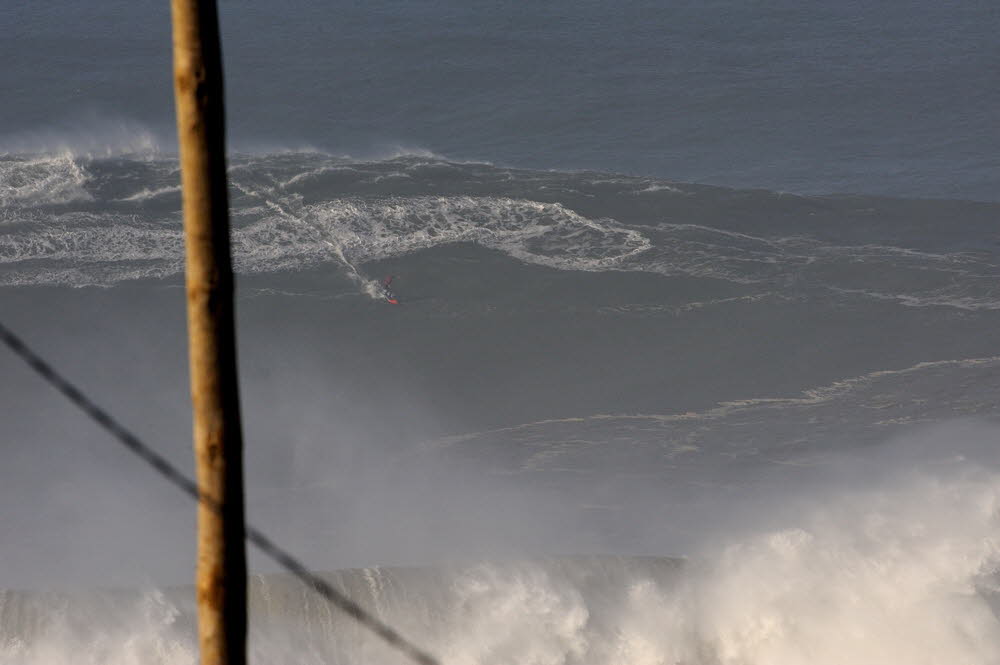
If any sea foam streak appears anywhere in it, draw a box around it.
[3,152,1000,311]
[0,194,650,287]
[429,357,1000,475]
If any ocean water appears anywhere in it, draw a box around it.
[3,0,998,200]
[2,1,1000,664]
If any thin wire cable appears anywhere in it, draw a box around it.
[0,320,437,665]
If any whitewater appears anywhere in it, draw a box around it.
[2,446,999,664]
[2,148,1000,664]
[4,0,1000,662]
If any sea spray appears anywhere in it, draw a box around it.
[3,450,997,665]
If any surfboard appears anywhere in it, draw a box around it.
[380,275,399,304]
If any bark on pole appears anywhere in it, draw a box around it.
[170,2,247,664]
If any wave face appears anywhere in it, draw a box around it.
[3,152,1000,663]
[3,458,1000,665]
[3,152,999,307]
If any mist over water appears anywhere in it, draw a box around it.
[3,1,1000,663]
[3,149,1000,664]
[3,432,999,665]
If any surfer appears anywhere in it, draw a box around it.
[380,275,399,304]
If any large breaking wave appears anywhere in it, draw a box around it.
[4,150,1000,665]
[3,447,999,665]
[2,151,999,311]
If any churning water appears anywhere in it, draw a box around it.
[2,1,1000,663]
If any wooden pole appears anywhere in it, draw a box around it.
[170,2,247,665]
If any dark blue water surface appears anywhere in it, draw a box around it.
[3,0,998,199]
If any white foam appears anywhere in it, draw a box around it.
[616,464,1000,665]
[4,165,998,307]
[634,182,684,194]
[301,196,651,272]
[0,213,181,264]
[0,588,195,665]
[0,154,92,207]
[829,285,1000,311]
[595,292,790,317]
[429,356,1000,471]
[631,224,1000,309]
[278,165,359,189]
[118,186,181,203]
[3,436,999,665]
